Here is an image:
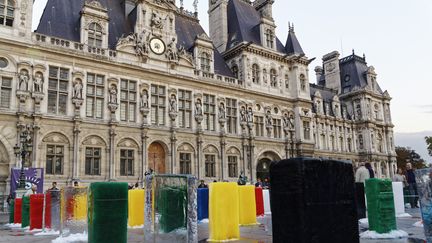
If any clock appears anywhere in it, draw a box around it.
[150,38,165,55]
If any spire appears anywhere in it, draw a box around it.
[285,22,304,56]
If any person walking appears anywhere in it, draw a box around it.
[49,181,59,191]
[255,178,263,187]
[198,180,208,189]
[406,163,419,208]
[393,168,407,185]
[365,163,375,179]
[355,162,370,183]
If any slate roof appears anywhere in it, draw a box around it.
[285,28,305,55]
[36,0,234,77]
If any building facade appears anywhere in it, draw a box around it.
[0,0,396,193]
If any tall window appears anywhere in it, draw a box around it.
[205,154,216,177]
[300,74,306,91]
[180,153,191,174]
[254,116,264,137]
[232,65,239,79]
[88,23,103,48]
[303,121,311,140]
[339,137,344,151]
[120,149,134,176]
[203,94,216,131]
[270,69,277,87]
[285,74,289,89]
[226,98,237,134]
[120,79,137,122]
[228,156,238,178]
[252,64,260,84]
[348,138,352,152]
[86,73,104,119]
[85,147,101,175]
[0,76,11,108]
[178,90,192,128]
[330,135,335,151]
[273,118,282,139]
[46,145,63,175]
[151,84,166,125]
[265,29,274,48]
[200,52,211,72]
[0,0,14,27]
[48,66,69,115]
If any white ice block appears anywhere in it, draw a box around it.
[263,189,271,213]
[392,182,405,216]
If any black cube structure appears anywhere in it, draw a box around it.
[270,158,359,243]
[355,183,366,219]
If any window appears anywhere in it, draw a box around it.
[228,156,238,178]
[300,74,306,91]
[200,52,211,72]
[320,134,326,149]
[330,135,335,151]
[232,65,239,79]
[0,0,14,27]
[85,147,101,175]
[252,64,260,84]
[303,121,311,140]
[48,66,69,115]
[178,90,192,128]
[270,69,277,87]
[254,116,264,137]
[205,154,216,177]
[180,153,191,174]
[265,29,274,48]
[285,75,289,89]
[0,76,11,108]
[120,79,137,122]
[88,23,103,48]
[120,149,134,176]
[86,73,104,119]
[273,118,282,139]
[46,145,63,175]
[226,98,237,134]
[339,137,344,151]
[151,85,166,125]
[203,94,216,131]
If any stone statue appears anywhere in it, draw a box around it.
[169,94,177,112]
[240,106,247,122]
[265,110,273,126]
[166,38,178,61]
[356,104,362,119]
[195,99,203,116]
[140,90,148,108]
[247,107,253,123]
[18,69,29,91]
[136,30,149,56]
[33,72,43,93]
[218,103,226,119]
[151,11,164,29]
[109,85,117,104]
[72,80,83,99]
[288,114,295,129]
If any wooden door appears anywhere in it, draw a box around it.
[148,142,166,174]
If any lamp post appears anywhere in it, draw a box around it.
[13,126,33,190]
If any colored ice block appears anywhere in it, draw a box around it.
[128,189,145,227]
[263,189,271,213]
[415,168,432,242]
[197,188,209,220]
[9,199,14,224]
[392,182,405,216]
[14,198,22,224]
[208,182,240,241]
[30,194,45,230]
[238,185,257,225]
[21,196,30,228]
[255,187,264,216]
[49,190,61,231]
[60,186,88,236]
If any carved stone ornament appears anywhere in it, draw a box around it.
[109,85,118,104]
[151,10,165,30]
[72,79,83,99]
[195,98,204,123]
[18,69,30,91]
[169,94,178,121]
[33,72,44,94]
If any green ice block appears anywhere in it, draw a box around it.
[158,186,187,233]
[21,196,30,228]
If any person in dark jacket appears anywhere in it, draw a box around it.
[406,163,419,208]
[365,163,375,179]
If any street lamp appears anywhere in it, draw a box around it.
[14,126,33,190]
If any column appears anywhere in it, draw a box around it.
[72,122,81,181]
[108,125,117,181]
[220,136,226,181]
[141,127,148,186]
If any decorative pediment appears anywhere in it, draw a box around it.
[85,0,107,11]
[42,132,70,144]
[203,145,218,154]
[82,135,107,147]
[117,138,139,148]
[226,147,241,155]
[177,143,195,153]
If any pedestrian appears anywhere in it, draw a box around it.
[6,193,13,206]
[393,168,407,186]
[134,182,139,189]
[365,163,375,179]
[237,171,247,185]
[255,178,263,187]
[73,181,79,187]
[49,181,58,191]
[263,178,270,189]
[406,163,419,208]
[355,162,370,183]
[198,180,208,189]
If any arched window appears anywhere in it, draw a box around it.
[300,74,306,91]
[200,52,211,72]
[232,65,239,79]
[270,69,277,87]
[0,0,15,27]
[252,64,260,84]
[265,29,274,48]
[88,22,103,48]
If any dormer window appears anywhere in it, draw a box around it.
[232,65,239,79]
[200,52,211,72]
[88,22,103,48]
[0,0,14,27]
[270,69,277,87]
[265,29,274,49]
[252,64,260,84]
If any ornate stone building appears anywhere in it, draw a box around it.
[0,0,396,193]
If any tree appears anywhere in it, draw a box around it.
[395,146,427,170]
[426,136,432,157]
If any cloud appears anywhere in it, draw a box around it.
[413,105,432,113]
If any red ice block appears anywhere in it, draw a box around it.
[255,187,264,217]
[14,198,22,224]
[30,194,52,230]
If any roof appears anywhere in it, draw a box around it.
[36,0,234,77]
[226,0,286,53]
[285,27,305,56]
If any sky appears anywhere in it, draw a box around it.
[31,0,432,156]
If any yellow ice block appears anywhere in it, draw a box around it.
[238,185,257,226]
[128,189,145,227]
[73,191,88,221]
[209,182,240,241]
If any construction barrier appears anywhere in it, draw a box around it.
[9,199,14,223]
[60,187,88,236]
[238,185,257,225]
[197,188,209,220]
[209,182,240,241]
[21,196,30,228]
[392,182,405,216]
[255,187,264,216]
[365,178,396,234]
[128,189,145,227]
[263,189,271,213]
[14,198,22,224]
[88,182,128,243]
[29,194,51,230]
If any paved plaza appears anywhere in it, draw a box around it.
[0,208,427,243]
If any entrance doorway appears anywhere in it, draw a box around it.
[256,158,271,181]
[0,141,9,194]
[148,142,166,174]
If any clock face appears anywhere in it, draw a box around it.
[150,38,166,55]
